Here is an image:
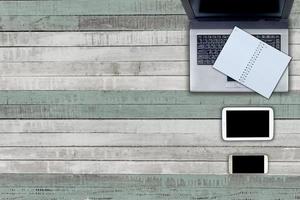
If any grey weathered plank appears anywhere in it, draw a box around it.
[0,46,188,62]
[0,132,299,146]
[0,61,189,76]
[0,76,300,90]
[0,45,297,62]
[0,119,298,134]
[0,175,299,200]
[0,61,299,76]
[0,146,299,161]
[0,160,298,174]
[0,30,299,47]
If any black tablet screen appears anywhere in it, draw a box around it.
[226,110,270,138]
[232,155,265,173]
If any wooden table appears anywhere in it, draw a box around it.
[0,0,300,199]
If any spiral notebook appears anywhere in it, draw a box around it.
[213,27,291,98]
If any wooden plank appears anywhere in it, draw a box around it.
[0,31,187,47]
[0,30,299,47]
[0,60,298,77]
[0,0,185,16]
[0,45,297,62]
[0,160,297,174]
[0,76,299,90]
[0,15,188,31]
[1,104,300,119]
[0,91,286,106]
[0,46,188,62]
[1,91,300,105]
[0,175,299,199]
[0,132,299,146]
[1,14,300,31]
[0,174,300,188]
[0,76,188,90]
[0,0,299,16]
[0,119,298,134]
[0,146,299,161]
[0,90,287,105]
[0,61,189,77]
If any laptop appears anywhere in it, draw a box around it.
[180,0,294,92]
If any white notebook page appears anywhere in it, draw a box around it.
[213,27,291,98]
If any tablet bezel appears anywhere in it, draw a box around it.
[222,107,274,141]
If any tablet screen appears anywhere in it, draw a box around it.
[226,110,270,138]
[232,155,265,173]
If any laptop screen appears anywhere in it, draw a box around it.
[193,0,286,18]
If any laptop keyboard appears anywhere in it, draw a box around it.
[197,34,281,65]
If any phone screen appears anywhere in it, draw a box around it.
[232,155,265,173]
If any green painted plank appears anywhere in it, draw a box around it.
[0,91,299,105]
[0,14,299,31]
[0,104,299,119]
[0,15,188,31]
[0,175,299,200]
[0,0,184,16]
[0,16,80,31]
[0,0,299,16]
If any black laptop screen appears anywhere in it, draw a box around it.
[195,0,285,18]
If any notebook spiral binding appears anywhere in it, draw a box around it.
[238,42,266,83]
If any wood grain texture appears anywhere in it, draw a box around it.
[1,61,299,76]
[1,104,300,119]
[0,0,185,16]
[0,146,300,161]
[0,30,299,47]
[1,91,299,105]
[2,14,300,31]
[0,132,299,147]
[0,119,298,134]
[1,76,300,90]
[0,45,299,62]
[0,160,298,174]
[0,0,299,16]
[0,174,299,199]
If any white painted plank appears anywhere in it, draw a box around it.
[0,61,188,76]
[0,120,299,134]
[0,76,188,90]
[0,76,299,90]
[289,60,300,75]
[0,133,299,147]
[0,147,299,161]
[0,161,298,175]
[0,45,298,62]
[0,31,187,47]
[0,46,188,62]
[0,30,299,47]
[0,60,298,77]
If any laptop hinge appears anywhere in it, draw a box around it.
[190,19,288,29]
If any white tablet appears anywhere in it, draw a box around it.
[222,107,274,141]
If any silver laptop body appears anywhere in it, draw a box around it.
[181,0,294,92]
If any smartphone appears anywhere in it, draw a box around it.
[222,107,274,141]
[229,155,268,174]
